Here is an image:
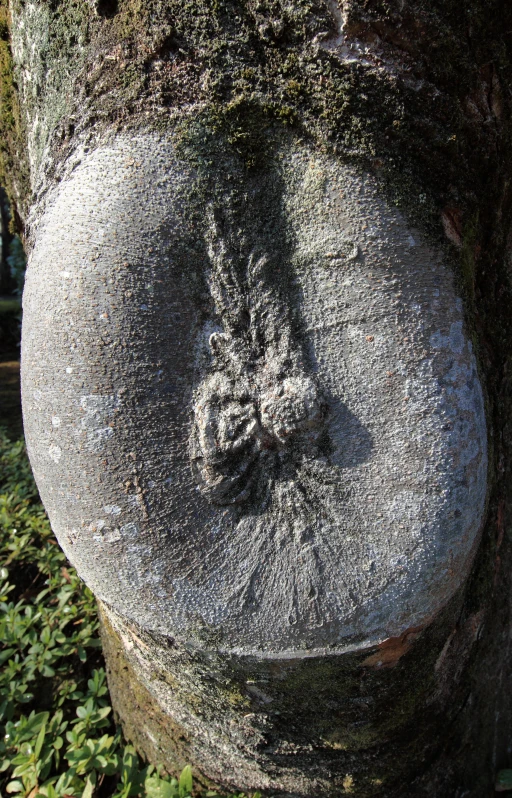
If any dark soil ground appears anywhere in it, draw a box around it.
[0,355,21,437]
[0,296,22,436]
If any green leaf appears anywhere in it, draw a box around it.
[41,665,56,678]
[496,770,512,792]
[145,773,179,798]
[40,626,51,645]
[0,648,15,665]
[5,780,24,793]
[81,772,96,798]
[178,765,193,798]
[34,722,47,758]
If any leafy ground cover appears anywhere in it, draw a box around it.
[0,429,253,798]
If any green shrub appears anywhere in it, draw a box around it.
[6,235,25,296]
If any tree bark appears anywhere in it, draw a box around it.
[3,0,512,795]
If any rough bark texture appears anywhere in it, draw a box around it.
[3,0,512,795]
[97,591,487,797]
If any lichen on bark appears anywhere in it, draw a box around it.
[98,588,476,797]
[3,0,512,237]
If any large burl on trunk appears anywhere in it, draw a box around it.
[3,0,512,794]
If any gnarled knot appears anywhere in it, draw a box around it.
[192,353,325,505]
[259,373,322,444]
[191,216,326,505]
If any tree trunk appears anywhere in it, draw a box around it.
[3,0,512,795]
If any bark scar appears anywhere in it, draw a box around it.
[190,208,326,506]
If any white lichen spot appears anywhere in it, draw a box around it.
[90,519,106,542]
[103,504,122,515]
[104,529,122,543]
[430,321,465,354]
[48,445,62,463]
[89,519,106,532]
[66,367,73,374]
[323,240,359,265]
[51,416,61,427]
[79,395,119,451]
[449,321,465,354]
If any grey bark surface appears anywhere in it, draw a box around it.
[4,0,512,794]
[22,133,487,655]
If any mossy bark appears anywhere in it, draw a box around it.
[5,1,512,795]
[98,585,494,797]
